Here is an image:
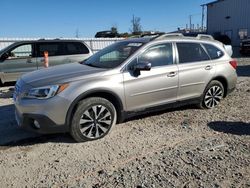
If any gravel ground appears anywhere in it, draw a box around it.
[0,58,249,188]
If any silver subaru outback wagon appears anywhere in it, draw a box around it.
[14,34,237,142]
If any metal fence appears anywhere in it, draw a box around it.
[0,37,125,53]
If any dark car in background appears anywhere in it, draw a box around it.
[0,39,92,84]
[95,31,119,38]
[240,38,250,55]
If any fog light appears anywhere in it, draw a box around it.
[33,120,40,129]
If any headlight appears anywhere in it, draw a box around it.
[25,84,69,99]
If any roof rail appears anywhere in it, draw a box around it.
[196,34,214,40]
[141,32,165,38]
[154,33,184,40]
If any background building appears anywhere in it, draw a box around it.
[205,0,250,46]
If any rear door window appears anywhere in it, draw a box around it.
[37,42,64,57]
[177,42,210,63]
[203,43,224,59]
[65,42,89,55]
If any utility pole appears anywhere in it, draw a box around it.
[189,15,192,31]
[201,4,205,31]
[188,13,201,32]
[132,15,135,32]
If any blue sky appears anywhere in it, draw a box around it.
[1,0,212,38]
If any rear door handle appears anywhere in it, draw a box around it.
[167,72,177,77]
[205,65,212,70]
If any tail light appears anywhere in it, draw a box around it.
[229,59,237,69]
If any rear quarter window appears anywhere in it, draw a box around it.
[177,42,210,63]
[203,43,224,59]
[65,42,89,55]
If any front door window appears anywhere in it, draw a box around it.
[8,44,32,59]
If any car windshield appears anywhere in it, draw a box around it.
[83,41,144,69]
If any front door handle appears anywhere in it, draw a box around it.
[205,65,212,70]
[167,72,177,77]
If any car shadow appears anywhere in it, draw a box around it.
[1,104,197,147]
[237,65,250,77]
[0,81,15,87]
[0,104,76,148]
[0,134,76,148]
[124,104,197,123]
[0,87,14,98]
[208,121,250,136]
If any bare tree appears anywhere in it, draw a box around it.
[111,26,118,34]
[131,15,142,34]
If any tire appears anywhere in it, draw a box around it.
[199,80,224,109]
[70,97,117,142]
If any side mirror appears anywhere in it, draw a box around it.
[0,53,9,62]
[134,61,151,71]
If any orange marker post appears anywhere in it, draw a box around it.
[43,51,49,68]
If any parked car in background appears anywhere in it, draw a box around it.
[14,33,237,142]
[240,38,250,55]
[0,39,92,84]
[213,34,232,45]
[95,31,119,38]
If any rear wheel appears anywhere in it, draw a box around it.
[199,80,224,109]
[70,97,117,142]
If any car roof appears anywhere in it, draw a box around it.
[12,39,86,45]
[146,34,224,47]
[121,34,223,46]
[0,39,89,54]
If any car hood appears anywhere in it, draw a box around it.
[21,63,107,87]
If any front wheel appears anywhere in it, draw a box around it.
[199,80,224,109]
[70,97,117,142]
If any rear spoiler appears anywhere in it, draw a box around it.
[224,45,233,57]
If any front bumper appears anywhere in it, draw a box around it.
[13,78,73,134]
[15,108,69,134]
[14,95,71,134]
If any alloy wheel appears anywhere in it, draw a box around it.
[79,105,112,139]
[204,85,223,108]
